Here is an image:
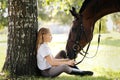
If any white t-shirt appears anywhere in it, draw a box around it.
[37,43,52,70]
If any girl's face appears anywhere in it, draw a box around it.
[43,32,52,43]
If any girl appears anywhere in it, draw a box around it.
[36,27,93,77]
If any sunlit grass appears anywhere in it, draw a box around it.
[93,67,120,79]
[0,53,6,71]
[0,75,111,80]
[0,34,7,71]
[0,34,7,43]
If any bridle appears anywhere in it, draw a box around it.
[71,14,91,65]
[68,14,101,65]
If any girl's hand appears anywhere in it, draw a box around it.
[67,60,75,66]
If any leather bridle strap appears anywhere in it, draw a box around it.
[75,42,91,65]
[76,20,101,59]
[74,19,101,65]
[72,15,92,65]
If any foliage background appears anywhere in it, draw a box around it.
[0,0,120,33]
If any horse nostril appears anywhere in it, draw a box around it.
[67,50,77,60]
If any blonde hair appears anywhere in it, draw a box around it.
[36,27,50,50]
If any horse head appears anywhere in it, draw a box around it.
[66,0,120,60]
[66,7,93,59]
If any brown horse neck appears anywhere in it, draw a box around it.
[81,0,120,23]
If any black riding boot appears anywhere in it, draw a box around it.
[70,68,93,76]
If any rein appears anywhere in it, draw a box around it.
[72,15,101,65]
[72,15,91,65]
[79,20,101,59]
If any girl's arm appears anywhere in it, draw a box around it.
[54,58,70,62]
[45,55,75,66]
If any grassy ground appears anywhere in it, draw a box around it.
[0,34,7,72]
[0,32,120,80]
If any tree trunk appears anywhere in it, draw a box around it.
[2,0,39,76]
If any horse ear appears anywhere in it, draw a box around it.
[69,7,78,18]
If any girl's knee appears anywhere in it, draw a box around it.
[60,64,71,72]
[60,64,69,68]
[55,50,67,59]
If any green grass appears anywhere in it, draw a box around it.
[0,32,120,80]
[0,34,7,72]
[0,75,112,80]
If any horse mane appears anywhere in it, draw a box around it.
[79,0,92,13]
[81,0,120,21]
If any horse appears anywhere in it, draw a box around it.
[65,0,120,61]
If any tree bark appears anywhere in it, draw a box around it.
[2,0,39,76]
